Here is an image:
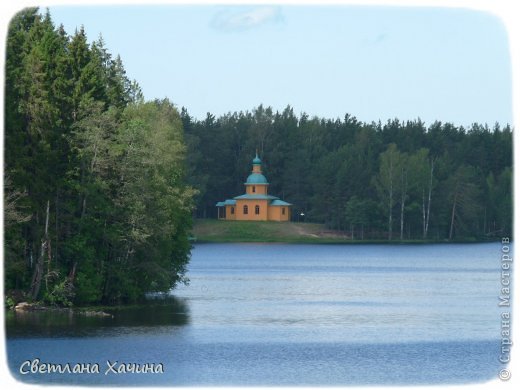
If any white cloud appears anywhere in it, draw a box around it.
[211,6,283,32]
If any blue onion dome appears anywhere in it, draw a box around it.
[252,153,262,165]
[245,173,268,184]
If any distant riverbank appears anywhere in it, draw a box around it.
[191,219,492,244]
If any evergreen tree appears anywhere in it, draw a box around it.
[4,8,194,305]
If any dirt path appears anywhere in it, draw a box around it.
[291,224,319,238]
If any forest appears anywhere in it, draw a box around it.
[4,9,194,305]
[3,8,513,307]
[181,106,512,241]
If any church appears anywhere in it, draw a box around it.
[216,153,292,221]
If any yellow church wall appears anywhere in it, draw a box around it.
[235,199,269,221]
[267,206,291,221]
[281,206,291,221]
[225,205,236,220]
[224,202,291,221]
[245,184,268,195]
[267,206,280,221]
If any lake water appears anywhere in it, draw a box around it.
[6,243,507,385]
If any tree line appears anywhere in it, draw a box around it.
[4,9,194,306]
[181,105,512,241]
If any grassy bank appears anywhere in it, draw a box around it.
[192,219,329,243]
[190,219,470,244]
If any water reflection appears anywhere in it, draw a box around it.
[5,296,190,338]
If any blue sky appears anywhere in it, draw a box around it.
[47,4,512,127]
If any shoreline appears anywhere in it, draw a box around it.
[193,238,500,244]
[6,294,182,313]
[191,219,503,245]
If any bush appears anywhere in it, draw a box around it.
[44,279,75,307]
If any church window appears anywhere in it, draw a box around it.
[243,205,248,215]
[255,205,260,215]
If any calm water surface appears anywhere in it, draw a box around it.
[6,243,506,385]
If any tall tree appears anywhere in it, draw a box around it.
[408,148,436,239]
[374,144,403,240]
[447,165,480,240]
[345,196,378,240]
[397,152,409,240]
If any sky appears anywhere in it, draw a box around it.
[36,4,513,127]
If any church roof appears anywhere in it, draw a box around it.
[233,194,278,200]
[270,199,292,206]
[215,199,236,207]
[252,153,262,165]
[245,173,269,184]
